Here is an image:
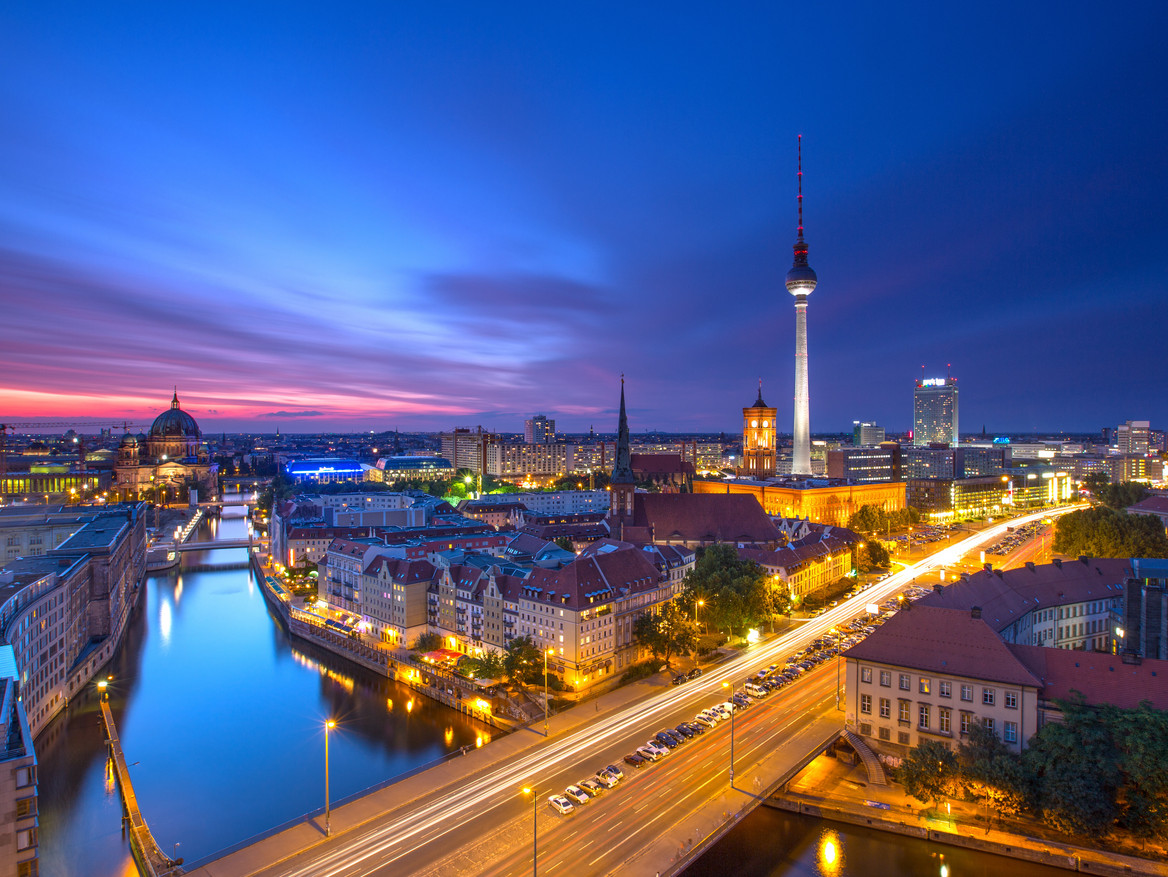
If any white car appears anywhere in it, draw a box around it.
[603,764,624,781]
[717,701,737,715]
[693,713,716,728]
[644,740,669,757]
[594,771,619,789]
[548,794,575,815]
[564,785,591,805]
[635,745,660,762]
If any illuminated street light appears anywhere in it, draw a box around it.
[543,647,555,737]
[324,719,336,836]
[721,681,737,787]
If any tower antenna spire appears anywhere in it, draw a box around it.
[797,133,804,242]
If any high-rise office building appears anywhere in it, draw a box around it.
[852,421,885,446]
[1116,420,1150,455]
[786,136,817,476]
[524,414,555,445]
[913,377,959,447]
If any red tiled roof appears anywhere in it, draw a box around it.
[1128,496,1168,516]
[629,493,779,545]
[523,545,662,610]
[631,453,694,476]
[1006,644,1168,711]
[843,605,1043,688]
[917,557,1131,633]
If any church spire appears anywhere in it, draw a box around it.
[171,387,180,409]
[611,375,634,484]
[754,378,766,408]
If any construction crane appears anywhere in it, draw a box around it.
[0,420,145,482]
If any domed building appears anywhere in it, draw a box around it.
[115,391,217,504]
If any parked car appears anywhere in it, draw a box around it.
[644,740,670,757]
[564,785,591,805]
[687,667,703,680]
[654,733,679,749]
[624,753,647,768]
[673,724,696,739]
[693,714,716,728]
[595,770,619,789]
[635,746,660,762]
[604,764,625,780]
[579,778,604,796]
[548,794,575,815]
[672,674,687,686]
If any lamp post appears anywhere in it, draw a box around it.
[324,719,336,836]
[721,681,737,787]
[543,647,555,737]
[521,787,538,876]
[830,627,842,710]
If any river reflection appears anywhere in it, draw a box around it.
[685,808,1070,877]
[36,500,490,877]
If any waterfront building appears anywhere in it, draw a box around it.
[693,477,905,528]
[524,415,555,445]
[740,383,777,477]
[913,377,959,447]
[844,600,1168,758]
[0,645,37,877]
[786,137,817,476]
[114,391,218,502]
[363,556,437,648]
[322,538,387,615]
[853,421,885,446]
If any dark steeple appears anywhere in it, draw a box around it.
[753,378,766,408]
[611,376,635,485]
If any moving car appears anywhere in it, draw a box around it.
[548,794,575,815]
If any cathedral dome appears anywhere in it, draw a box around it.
[150,391,201,439]
[119,432,138,448]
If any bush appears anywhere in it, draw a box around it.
[620,660,661,684]
[414,632,443,652]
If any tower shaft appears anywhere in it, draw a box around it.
[792,298,811,475]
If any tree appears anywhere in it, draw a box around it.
[681,544,771,636]
[1101,481,1151,510]
[502,636,545,687]
[857,540,890,572]
[1053,506,1168,559]
[847,504,886,534]
[898,739,958,808]
[554,537,574,552]
[414,632,443,652]
[462,650,505,681]
[1107,701,1168,839]
[633,602,699,666]
[958,722,1028,822]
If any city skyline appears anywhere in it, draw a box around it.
[3,5,1167,434]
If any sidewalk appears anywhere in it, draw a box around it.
[775,755,1168,877]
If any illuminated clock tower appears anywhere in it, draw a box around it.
[740,380,777,476]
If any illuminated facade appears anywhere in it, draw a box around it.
[739,383,777,476]
[693,478,904,528]
[114,391,217,502]
[786,137,817,476]
[913,377,959,446]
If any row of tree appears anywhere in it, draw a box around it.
[846,504,921,535]
[1053,506,1168,559]
[1082,473,1150,510]
[898,699,1168,839]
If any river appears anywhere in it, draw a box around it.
[35,499,489,877]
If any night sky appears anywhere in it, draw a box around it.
[3,4,1166,436]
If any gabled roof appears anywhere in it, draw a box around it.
[843,605,1043,689]
[631,453,694,476]
[523,545,662,610]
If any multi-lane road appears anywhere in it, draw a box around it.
[199,505,1077,877]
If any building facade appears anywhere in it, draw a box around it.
[114,391,218,503]
[694,477,905,528]
[740,385,777,477]
[913,377,958,447]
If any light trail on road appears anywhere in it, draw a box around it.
[255,505,1079,877]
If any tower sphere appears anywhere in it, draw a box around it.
[785,262,817,296]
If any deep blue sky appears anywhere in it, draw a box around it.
[2,3,1165,435]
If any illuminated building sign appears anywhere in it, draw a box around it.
[921,378,947,387]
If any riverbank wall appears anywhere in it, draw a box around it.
[766,795,1168,876]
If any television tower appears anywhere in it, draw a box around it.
[786,135,817,477]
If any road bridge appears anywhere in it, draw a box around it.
[185,506,1077,877]
[176,538,253,551]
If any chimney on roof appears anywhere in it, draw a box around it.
[984,563,993,573]
[1052,557,1062,568]
[933,584,943,595]
[1079,555,1089,565]
[961,572,971,583]
[971,606,982,619]
[1025,561,1035,572]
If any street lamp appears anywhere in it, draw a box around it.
[694,598,705,627]
[543,647,555,737]
[324,719,336,836]
[721,681,737,787]
[830,627,842,710]
[521,787,538,876]
[97,679,108,701]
